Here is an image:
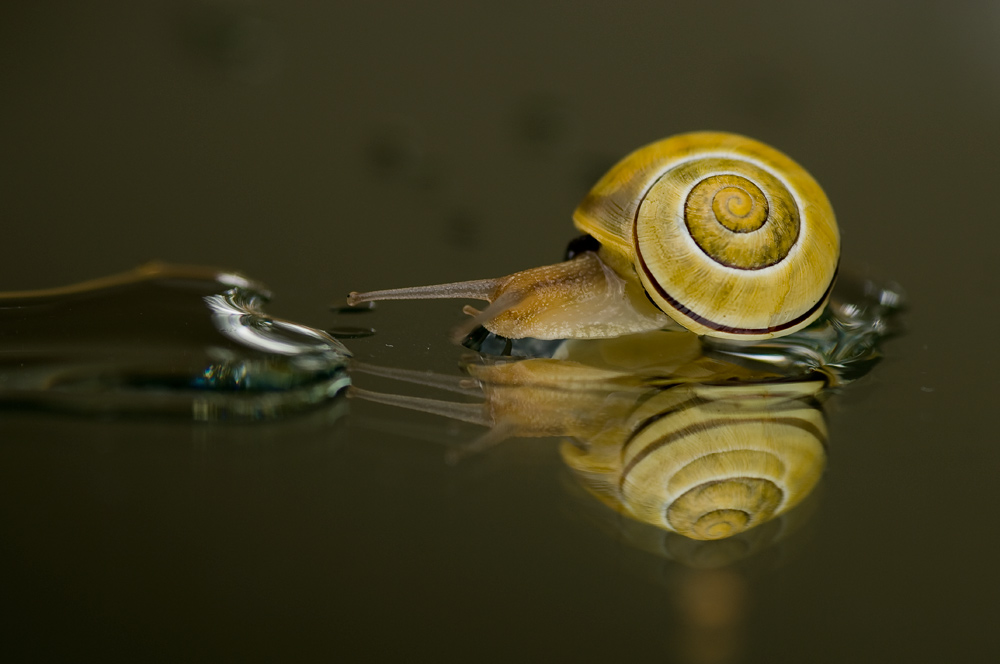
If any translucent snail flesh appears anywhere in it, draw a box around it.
[348,132,840,341]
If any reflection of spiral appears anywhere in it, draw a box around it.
[563,381,827,541]
[668,477,782,540]
[560,453,824,569]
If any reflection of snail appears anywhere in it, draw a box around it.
[562,378,826,541]
[349,132,839,341]
[351,329,828,541]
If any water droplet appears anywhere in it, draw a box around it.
[0,263,351,421]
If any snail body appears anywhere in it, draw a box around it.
[349,132,840,341]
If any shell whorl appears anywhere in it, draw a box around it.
[573,132,840,340]
[613,382,827,541]
[683,168,798,269]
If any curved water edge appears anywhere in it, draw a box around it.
[0,263,351,421]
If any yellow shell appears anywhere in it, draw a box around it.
[574,132,840,339]
[561,379,827,540]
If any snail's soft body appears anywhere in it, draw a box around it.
[349,132,840,341]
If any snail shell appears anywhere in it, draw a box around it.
[562,380,827,541]
[574,132,839,339]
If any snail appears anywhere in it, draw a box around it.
[348,132,840,341]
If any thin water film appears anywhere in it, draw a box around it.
[0,263,350,421]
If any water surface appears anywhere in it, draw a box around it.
[1,3,997,662]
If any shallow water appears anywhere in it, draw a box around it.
[1,3,999,662]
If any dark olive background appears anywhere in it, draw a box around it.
[1,2,998,662]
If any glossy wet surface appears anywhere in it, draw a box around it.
[0,263,350,419]
[2,3,998,662]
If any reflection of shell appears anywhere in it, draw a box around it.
[560,465,822,570]
[561,381,826,540]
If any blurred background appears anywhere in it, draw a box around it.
[1,2,998,662]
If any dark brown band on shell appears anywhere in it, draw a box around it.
[618,416,829,490]
[636,248,838,335]
[622,396,829,456]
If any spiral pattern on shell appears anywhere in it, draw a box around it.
[683,169,798,269]
[613,382,827,540]
[573,132,840,340]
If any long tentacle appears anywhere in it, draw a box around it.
[349,361,482,397]
[347,277,503,306]
[348,386,492,427]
